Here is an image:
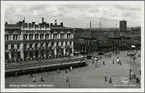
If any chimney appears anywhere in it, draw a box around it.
[5,22,8,25]
[60,22,63,26]
[23,17,25,23]
[55,20,57,25]
[50,23,53,27]
[42,17,44,23]
[90,21,91,32]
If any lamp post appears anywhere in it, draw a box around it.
[129,45,136,80]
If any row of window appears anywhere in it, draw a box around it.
[5,41,73,50]
[5,35,20,40]
[5,33,73,40]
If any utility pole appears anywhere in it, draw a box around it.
[90,21,92,54]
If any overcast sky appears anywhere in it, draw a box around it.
[5,4,141,28]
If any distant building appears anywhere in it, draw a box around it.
[120,20,127,31]
[5,18,74,63]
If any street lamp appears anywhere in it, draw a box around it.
[129,45,136,80]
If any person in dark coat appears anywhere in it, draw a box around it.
[112,60,114,64]
[103,61,105,65]
[30,73,33,78]
[65,69,68,73]
[109,77,112,83]
[104,76,107,82]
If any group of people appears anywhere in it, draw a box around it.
[57,66,73,74]
[30,73,45,83]
[104,76,113,83]
[130,70,140,84]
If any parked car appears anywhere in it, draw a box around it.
[87,55,93,59]
[98,52,105,55]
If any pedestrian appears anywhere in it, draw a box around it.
[32,77,36,83]
[109,77,112,83]
[133,74,136,79]
[112,60,114,64]
[138,54,140,57]
[103,61,105,65]
[104,76,107,82]
[30,73,33,78]
[117,57,120,64]
[15,72,18,77]
[39,76,44,82]
[57,69,60,73]
[140,70,141,75]
[65,69,68,73]
[136,77,140,84]
[66,76,69,82]
[70,66,73,71]
[131,72,133,79]
[120,61,122,65]
[100,56,102,60]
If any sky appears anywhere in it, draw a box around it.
[5,4,141,28]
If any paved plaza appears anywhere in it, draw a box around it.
[5,51,141,88]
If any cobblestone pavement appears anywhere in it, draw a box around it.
[5,51,141,88]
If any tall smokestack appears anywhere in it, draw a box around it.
[90,21,91,32]
[90,21,92,38]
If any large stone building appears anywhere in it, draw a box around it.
[5,18,74,63]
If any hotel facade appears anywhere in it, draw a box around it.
[5,18,74,63]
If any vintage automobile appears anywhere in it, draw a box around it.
[97,52,105,55]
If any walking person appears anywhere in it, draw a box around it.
[15,72,18,77]
[109,77,112,83]
[32,77,36,83]
[117,57,120,64]
[57,68,60,73]
[103,61,105,65]
[112,60,114,64]
[70,66,73,71]
[39,76,44,82]
[136,76,140,84]
[66,76,69,82]
[30,73,33,78]
[65,69,68,73]
[104,76,107,82]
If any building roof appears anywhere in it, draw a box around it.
[79,30,91,38]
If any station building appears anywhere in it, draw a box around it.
[5,18,74,63]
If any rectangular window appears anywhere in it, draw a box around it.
[40,34,44,40]
[11,44,14,49]
[60,34,64,39]
[35,34,39,40]
[53,34,57,39]
[29,34,33,40]
[5,35,9,40]
[67,34,71,38]
[45,34,49,39]
[23,34,27,40]
[5,45,8,50]
[14,44,17,49]
[17,44,20,49]
[30,44,33,48]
